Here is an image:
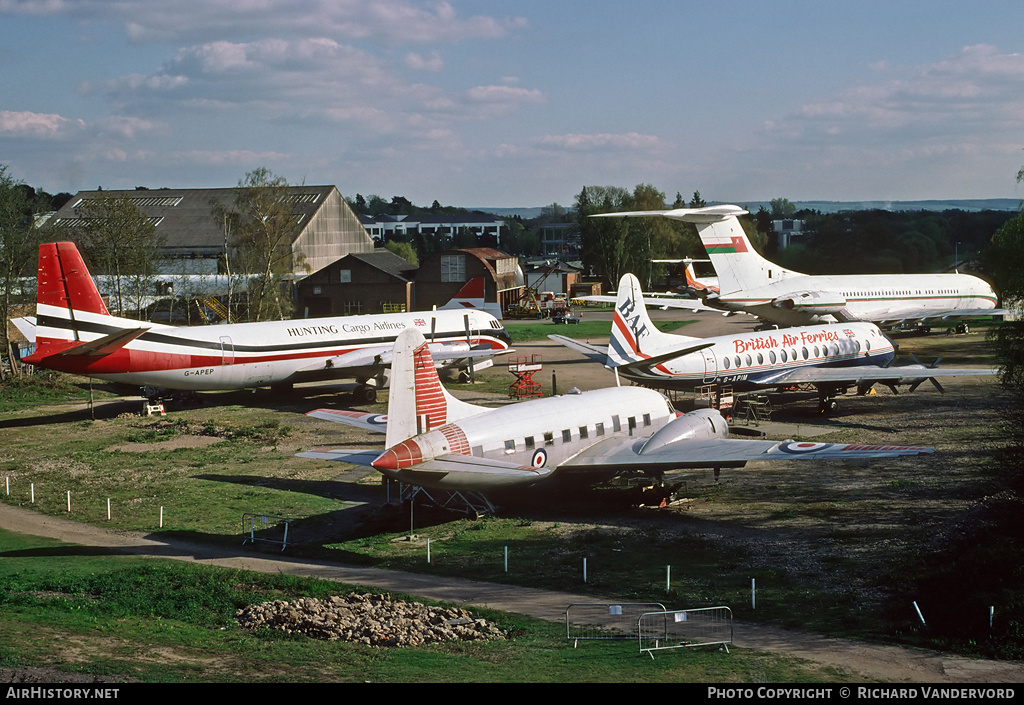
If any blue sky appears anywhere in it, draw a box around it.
[2,0,1023,207]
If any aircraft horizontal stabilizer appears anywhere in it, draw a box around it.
[306,408,388,433]
[10,316,36,343]
[295,449,384,466]
[44,327,150,358]
[591,205,749,223]
[617,341,715,373]
[548,334,607,364]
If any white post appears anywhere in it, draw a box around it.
[990,606,994,630]
[107,498,111,521]
[666,565,671,594]
[913,601,926,625]
[583,557,588,583]
[67,490,71,512]
[504,546,508,573]
[160,506,164,528]
[31,483,34,504]
[751,578,756,610]
[426,537,431,564]
[5,476,8,495]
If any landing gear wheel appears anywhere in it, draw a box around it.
[819,398,838,414]
[355,385,377,403]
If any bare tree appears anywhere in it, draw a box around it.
[72,192,164,318]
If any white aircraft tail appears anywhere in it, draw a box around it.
[688,209,799,296]
[384,327,485,448]
[608,273,698,367]
[594,205,797,297]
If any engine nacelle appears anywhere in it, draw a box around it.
[771,290,847,314]
[638,408,727,455]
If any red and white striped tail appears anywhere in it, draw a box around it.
[384,327,484,448]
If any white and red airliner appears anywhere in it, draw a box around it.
[299,327,934,513]
[553,273,997,413]
[18,242,511,402]
[594,205,1006,329]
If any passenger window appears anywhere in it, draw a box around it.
[504,439,515,454]
[780,349,788,362]
[544,431,554,446]
[769,350,777,364]
[525,436,535,449]
[612,416,621,432]
[723,356,730,369]
[643,413,651,427]
[595,423,605,436]
[579,426,589,439]
[562,429,571,443]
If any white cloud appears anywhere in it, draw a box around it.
[0,110,84,138]
[1,0,527,45]
[405,50,443,72]
[536,132,662,152]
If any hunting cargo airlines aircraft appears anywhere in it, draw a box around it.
[594,205,1005,329]
[299,327,934,514]
[18,242,511,402]
[553,273,997,413]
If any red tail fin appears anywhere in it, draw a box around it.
[37,242,109,315]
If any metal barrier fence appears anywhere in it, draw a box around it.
[565,603,666,647]
[241,513,293,551]
[638,606,733,657]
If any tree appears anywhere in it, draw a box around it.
[385,240,418,266]
[770,197,797,219]
[72,192,163,317]
[0,166,43,352]
[228,168,305,321]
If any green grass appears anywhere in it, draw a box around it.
[0,528,846,683]
[504,318,696,343]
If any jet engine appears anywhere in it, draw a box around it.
[639,408,727,455]
[771,290,847,314]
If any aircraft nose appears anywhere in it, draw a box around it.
[371,439,424,470]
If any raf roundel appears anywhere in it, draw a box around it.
[530,448,548,468]
[777,441,830,454]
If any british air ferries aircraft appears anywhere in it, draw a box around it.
[552,273,997,413]
[593,205,1005,329]
[18,242,511,403]
[298,327,933,514]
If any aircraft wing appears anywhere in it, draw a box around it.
[302,343,510,374]
[873,308,1010,327]
[306,408,388,433]
[558,436,934,474]
[748,364,998,387]
[383,454,555,490]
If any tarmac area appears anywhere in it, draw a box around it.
[2,307,1022,682]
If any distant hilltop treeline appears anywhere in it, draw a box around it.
[480,199,1022,219]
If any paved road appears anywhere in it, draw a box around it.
[2,501,1021,683]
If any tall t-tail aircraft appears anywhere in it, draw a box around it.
[593,205,1006,329]
[552,273,998,413]
[298,327,934,514]
[18,242,512,403]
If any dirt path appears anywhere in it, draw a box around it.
[1,501,1020,683]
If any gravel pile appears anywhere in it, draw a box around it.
[236,593,506,647]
